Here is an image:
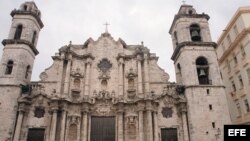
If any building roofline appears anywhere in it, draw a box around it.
[169,14,210,34]
[217,6,250,45]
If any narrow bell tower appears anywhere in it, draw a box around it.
[169,4,231,141]
[0,1,43,141]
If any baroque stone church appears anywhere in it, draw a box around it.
[0,1,231,141]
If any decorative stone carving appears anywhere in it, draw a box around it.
[71,91,80,101]
[39,72,48,81]
[126,68,137,78]
[98,58,112,73]
[126,113,137,125]
[34,106,45,118]
[175,85,185,94]
[98,72,110,80]
[162,107,173,118]
[96,90,112,100]
[126,68,137,98]
[96,103,111,115]
[71,67,84,78]
[68,114,80,124]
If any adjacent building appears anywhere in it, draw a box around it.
[0,2,231,141]
[216,6,250,124]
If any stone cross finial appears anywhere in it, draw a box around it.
[104,22,110,33]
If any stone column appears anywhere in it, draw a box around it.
[138,110,144,141]
[144,54,150,94]
[13,110,24,141]
[57,53,65,94]
[137,55,143,95]
[117,112,124,141]
[153,112,159,141]
[60,108,67,141]
[50,109,58,141]
[118,58,124,97]
[84,58,91,95]
[146,102,153,141]
[81,112,88,141]
[63,54,72,95]
[182,110,189,141]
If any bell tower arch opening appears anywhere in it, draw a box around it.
[190,24,201,42]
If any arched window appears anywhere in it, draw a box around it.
[23,5,27,11]
[188,10,193,15]
[190,24,201,42]
[32,31,37,44]
[25,65,30,79]
[14,25,23,40]
[5,60,14,75]
[196,57,209,85]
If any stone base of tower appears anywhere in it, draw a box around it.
[0,86,21,141]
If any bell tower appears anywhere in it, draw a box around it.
[0,1,43,141]
[169,4,231,141]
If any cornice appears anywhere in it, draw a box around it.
[11,9,44,28]
[171,41,217,61]
[217,7,250,45]
[2,39,39,55]
[169,13,210,34]
[218,27,250,64]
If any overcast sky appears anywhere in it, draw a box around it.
[0,0,249,82]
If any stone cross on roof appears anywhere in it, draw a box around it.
[104,22,110,33]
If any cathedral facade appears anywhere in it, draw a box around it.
[0,2,231,141]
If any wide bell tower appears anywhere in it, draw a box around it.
[169,4,231,141]
[0,1,43,141]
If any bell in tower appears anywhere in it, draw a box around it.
[190,24,201,41]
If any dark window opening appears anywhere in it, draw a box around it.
[190,24,201,42]
[14,25,23,40]
[238,75,244,88]
[188,10,193,14]
[177,63,181,76]
[5,60,14,75]
[207,89,210,95]
[23,5,27,11]
[209,104,212,110]
[241,45,246,57]
[27,128,45,141]
[244,100,250,113]
[174,31,178,45]
[25,65,30,79]
[196,57,209,85]
[232,81,236,92]
[233,55,238,65]
[212,122,215,128]
[32,31,37,44]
